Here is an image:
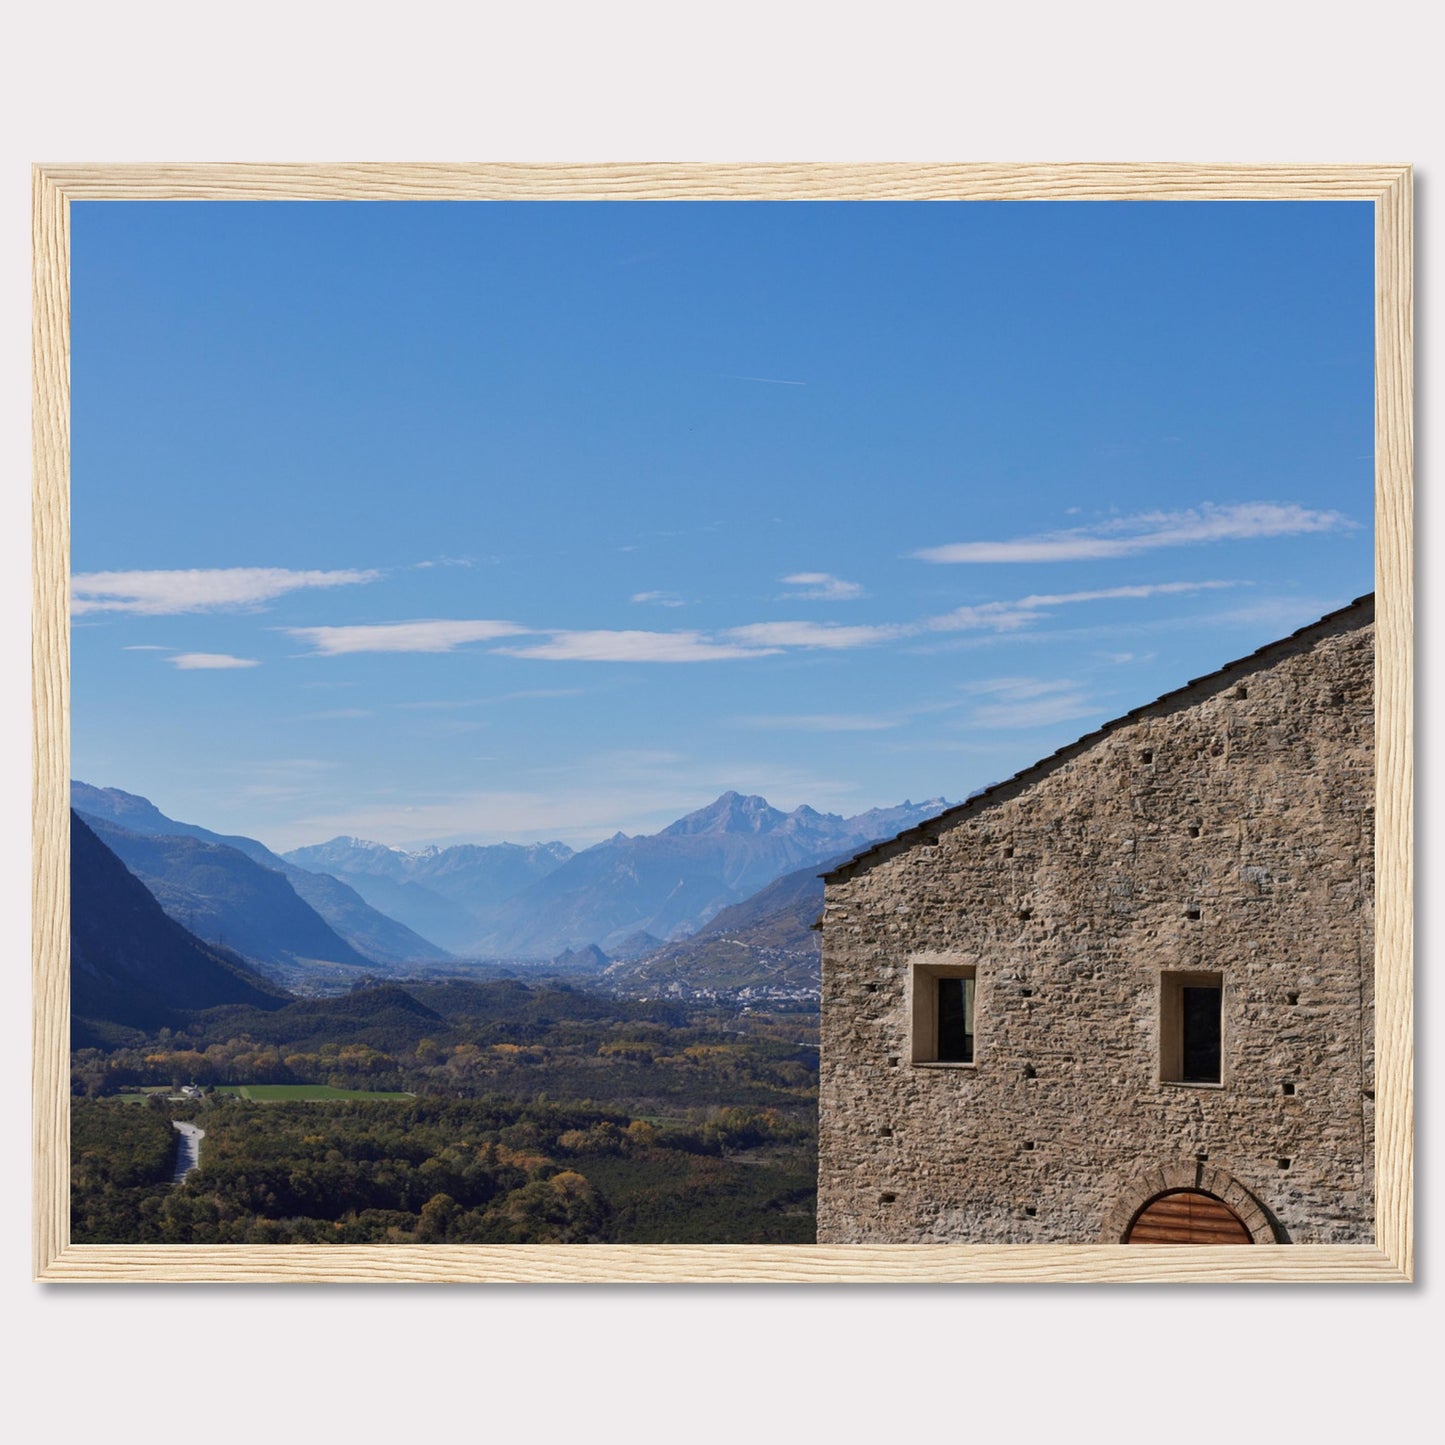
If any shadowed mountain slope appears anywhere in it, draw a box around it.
[72,782,450,965]
[70,812,287,1043]
[82,815,380,978]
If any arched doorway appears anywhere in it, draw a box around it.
[1125,1189,1254,1244]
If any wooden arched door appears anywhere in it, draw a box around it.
[1125,1190,1254,1244]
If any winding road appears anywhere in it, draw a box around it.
[171,1121,205,1183]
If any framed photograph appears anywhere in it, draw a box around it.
[33,163,1412,1283]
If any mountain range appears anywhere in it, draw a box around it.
[285,791,950,960]
[72,781,952,994]
[283,834,574,954]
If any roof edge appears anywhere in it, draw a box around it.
[822,592,1375,884]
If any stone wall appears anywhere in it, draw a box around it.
[817,603,1374,1244]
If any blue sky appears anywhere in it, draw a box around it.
[70,200,1374,851]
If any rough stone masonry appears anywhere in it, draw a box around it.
[817,596,1374,1244]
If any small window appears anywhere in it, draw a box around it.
[911,964,977,1065]
[1160,971,1223,1085]
[937,976,975,1061]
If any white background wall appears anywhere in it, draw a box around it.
[1,5,1436,1439]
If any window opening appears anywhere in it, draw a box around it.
[937,976,975,1062]
[1180,985,1222,1082]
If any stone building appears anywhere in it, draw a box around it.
[817,595,1374,1245]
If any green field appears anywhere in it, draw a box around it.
[214,1084,415,1102]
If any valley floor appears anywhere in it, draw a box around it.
[71,978,819,1245]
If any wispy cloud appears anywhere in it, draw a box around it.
[729,582,1238,653]
[394,688,585,711]
[286,619,531,655]
[962,677,1103,730]
[970,694,1103,729]
[729,713,901,732]
[727,621,905,650]
[779,572,866,602]
[964,677,1081,701]
[73,567,380,615]
[122,644,173,651]
[414,556,474,570]
[281,580,1242,667]
[1013,582,1240,607]
[913,503,1355,564]
[631,591,688,608]
[498,630,780,663]
[732,375,806,386]
[300,708,374,720]
[167,653,260,670]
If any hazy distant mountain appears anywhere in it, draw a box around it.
[72,782,450,965]
[604,847,854,995]
[466,792,952,959]
[608,794,982,996]
[282,835,574,953]
[70,812,286,1043]
[551,942,610,972]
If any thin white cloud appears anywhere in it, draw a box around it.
[922,603,1043,634]
[301,708,374,720]
[279,579,1242,669]
[498,630,779,663]
[730,713,901,732]
[72,567,380,615]
[727,621,905,650]
[913,503,1355,564]
[779,572,867,602]
[122,645,173,651]
[1193,598,1346,632]
[960,677,1103,730]
[964,677,1081,701]
[924,581,1239,635]
[394,688,586,711]
[631,591,688,608]
[167,653,260,670]
[286,619,531,655]
[414,556,474,569]
[1012,581,1240,607]
[732,375,806,386]
[969,693,1103,730]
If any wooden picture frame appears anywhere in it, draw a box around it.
[33,162,1413,1283]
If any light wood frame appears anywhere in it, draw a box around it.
[33,163,1413,1283]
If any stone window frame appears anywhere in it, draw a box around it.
[1159,968,1225,1088]
[908,954,978,1068]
